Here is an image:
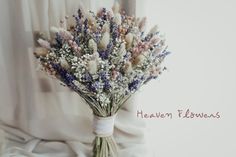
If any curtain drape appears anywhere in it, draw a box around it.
[0,0,151,156]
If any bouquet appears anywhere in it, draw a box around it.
[34,2,170,157]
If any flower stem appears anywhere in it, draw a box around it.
[93,136,118,157]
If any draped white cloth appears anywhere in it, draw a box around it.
[0,0,150,156]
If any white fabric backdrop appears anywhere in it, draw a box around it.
[0,0,151,156]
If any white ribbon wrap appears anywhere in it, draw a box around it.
[93,115,116,137]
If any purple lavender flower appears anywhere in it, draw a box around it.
[55,33,63,48]
[128,79,140,92]
[74,19,82,34]
[144,76,153,84]
[110,21,119,41]
[84,19,88,34]
[94,32,101,43]
[99,51,109,60]
[82,72,93,82]
[98,42,113,60]
[106,42,113,53]
[78,9,83,19]
[102,8,106,13]
[102,8,107,20]
[88,81,99,92]
[112,30,119,41]
[75,37,80,45]
[157,51,171,58]
[99,71,108,81]
[103,80,111,90]
[74,10,83,34]
[52,63,76,85]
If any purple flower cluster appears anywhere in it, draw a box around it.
[51,63,76,85]
[128,79,140,92]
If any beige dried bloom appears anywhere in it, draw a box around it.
[99,32,110,50]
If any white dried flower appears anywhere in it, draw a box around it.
[51,26,73,39]
[148,25,159,35]
[58,28,73,40]
[108,11,114,18]
[133,54,145,65]
[139,17,147,32]
[149,66,161,77]
[97,93,110,106]
[38,38,51,49]
[99,32,110,50]
[34,47,48,57]
[102,22,110,33]
[87,60,97,74]
[154,45,167,56]
[104,98,110,106]
[118,43,126,56]
[89,39,98,52]
[142,51,149,57]
[113,13,122,25]
[125,33,133,48]
[112,1,120,14]
[50,26,59,33]
[135,17,141,25]
[150,35,160,45]
[72,56,78,62]
[124,61,132,74]
[60,57,70,69]
[153,47,162,54]
[93,52,100,62]
[86,12,96,25]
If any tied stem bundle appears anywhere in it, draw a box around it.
[93,115,117,157]
[93,136,117,157]
[89,94,130,157]
[33,2,170,157]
